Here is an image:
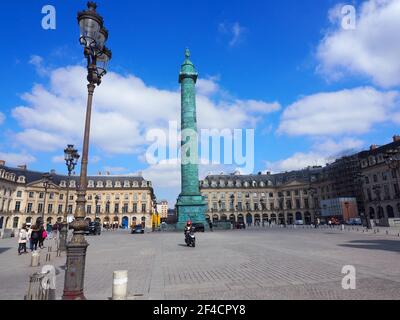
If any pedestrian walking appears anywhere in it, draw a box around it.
[39,225,47,249]
[30,225,40,251]
[209,221,213,232]
[18,224,28,255]
[27,225,33,251]
[46,222,53,239]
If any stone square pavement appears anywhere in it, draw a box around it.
[0,227,399,300]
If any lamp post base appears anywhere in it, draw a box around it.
[62,233,89,300]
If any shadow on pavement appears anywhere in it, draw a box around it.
[339,240,400,254]
[0,248,12,254]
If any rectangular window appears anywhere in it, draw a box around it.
[29,192,34,198]
[59,194,64,200]
[39,193,44,199]
[16,191,22,198]
[15,201,21,212]
[96,205,101,214]
[213,202,218,211]
[48,204,53,214]
[69,195,74,201]
[38,203,43,214]
[304,199,309,209]
[68,205,73,214]
[141,204,146,213]
[58,204,63,214]
[115,204,119,214]
[237,202,242,211]
[87,205,92,214]
[394,184,400,196]
[133,203,137,213]
[49,193,54,200]
[123,204,128,213]
[88,195,93,201]
[296,199,301,209]
[27,203,33,213]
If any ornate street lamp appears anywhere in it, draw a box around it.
[41,173,53,224]
[63,2,111,300]
[60,145,80,252]
[95,195,100,222]
[354,173,372,229]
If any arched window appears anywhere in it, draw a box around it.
[387,205,395,218]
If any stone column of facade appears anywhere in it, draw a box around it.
[176,49,207,230]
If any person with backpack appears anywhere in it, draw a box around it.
[31,225,40,251]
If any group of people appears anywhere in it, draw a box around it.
[17,220,61,255]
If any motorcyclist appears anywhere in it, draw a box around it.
[184,221,193,236]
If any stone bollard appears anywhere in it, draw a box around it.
[341,224,345,231]
[31,251,40,267]
[112,270,128,300]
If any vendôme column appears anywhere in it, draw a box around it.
[176,49,207,230]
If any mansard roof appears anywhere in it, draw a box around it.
[0,165,146,185]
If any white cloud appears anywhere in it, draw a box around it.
[0,112,5,125]
[0,152,36,166]
[266,137,365,173]
[12,63,278,155]
[278,87,399,136]
[317,0,400,88]
[218,22,247,47]
[29,55,49,77]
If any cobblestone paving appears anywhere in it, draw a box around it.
[0,228,399,300]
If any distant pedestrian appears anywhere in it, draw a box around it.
[46,223,52,239]
[209,221,213,232]
[18,224,28,255]
[27,225,33,251]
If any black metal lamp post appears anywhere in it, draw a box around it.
[95,195,100,222]
[41,173,53,224]
[60,145,80,252]
[63,1,111,300]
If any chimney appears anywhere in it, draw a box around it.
[18,165,27,170]
[393,135,400,142]
[370,144,378,151]
[0,160,6,166]
[98,171,102,176]
[50,169,56,174]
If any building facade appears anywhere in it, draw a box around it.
[200,168,321,226]
[157,200,168,222]
[0,162,156,237]
[358,136,400,227]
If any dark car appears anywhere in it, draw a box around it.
[131,225,145,234]
[192,223,205,233]
[85,222,101,236]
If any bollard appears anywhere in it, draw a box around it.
[31,251,40,267]
[112,270,128,300]
[341,225,345,231]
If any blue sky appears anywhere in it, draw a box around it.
[1,0,400,206]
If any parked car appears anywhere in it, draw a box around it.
[192,223,205,232]
[131,225,145,234]
[85,222,101,236]
[346,218,362,226]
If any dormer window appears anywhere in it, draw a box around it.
[141,181,147,188]
[244,182,249,188]
[203,180,209,187]
[236,180,242,187]
[228,180,233,187]
[106,180,113,188]
[220,180,225,187]
[70,180,76,188]
[124,180,130,188]
[211,180,217,188]
[18,176,26,183]
[252,181,257,187]
[60,181,66,187]
[88,180,95,188]
[97,181,104,188]
[132,181,139,187]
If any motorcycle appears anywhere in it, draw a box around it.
[185,229,196,248]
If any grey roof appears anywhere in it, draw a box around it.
[203,167,323,187]
[0,165,146,185]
